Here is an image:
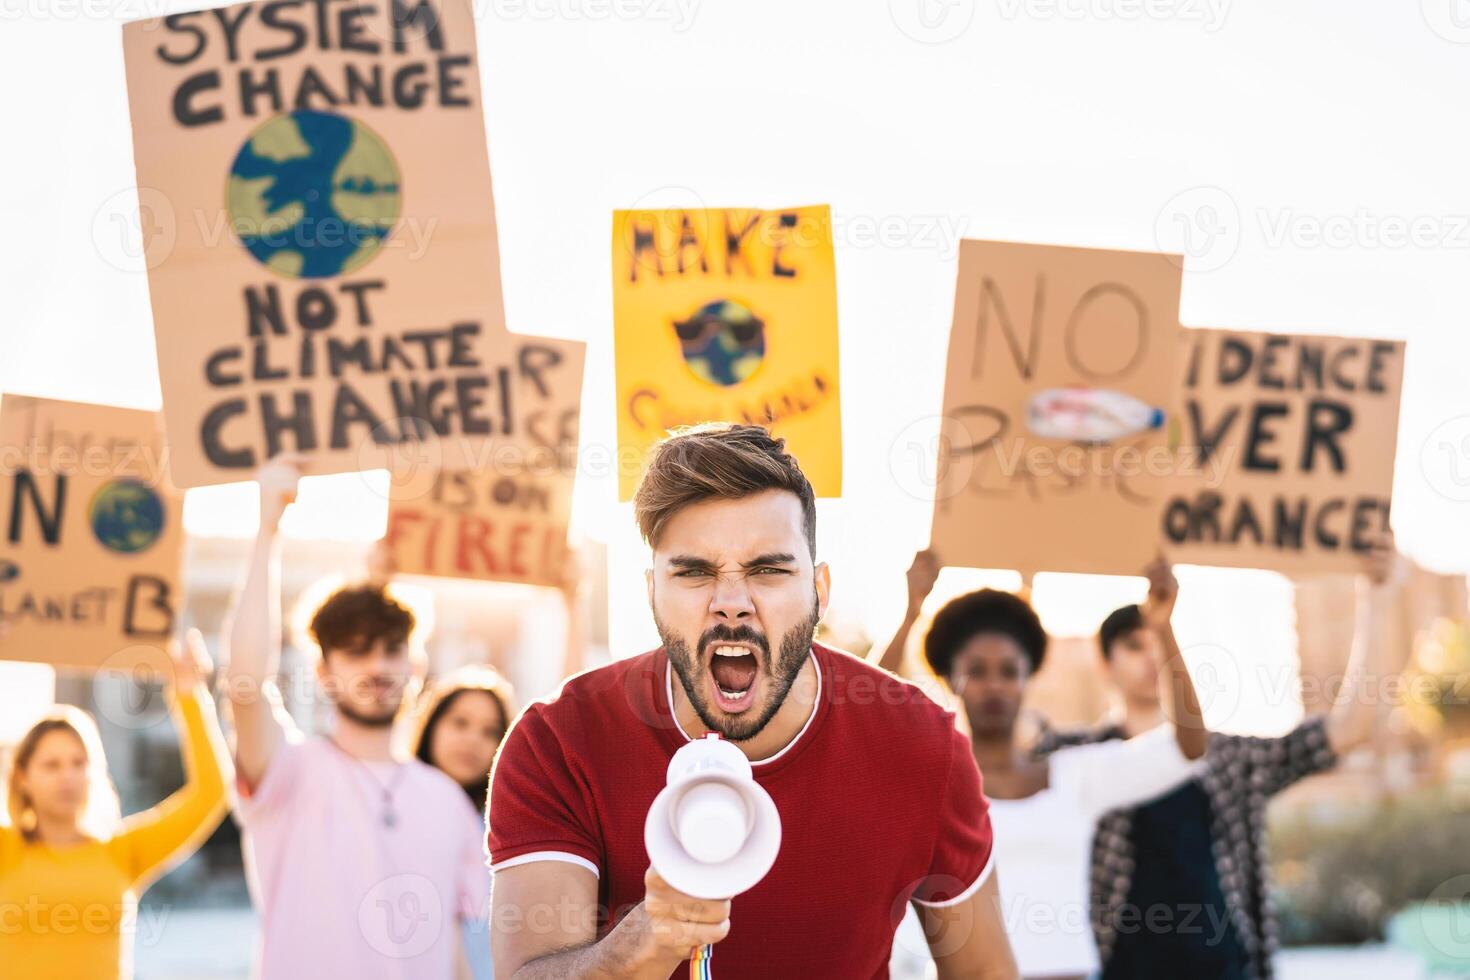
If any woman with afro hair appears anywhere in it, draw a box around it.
[875,552,1209,980]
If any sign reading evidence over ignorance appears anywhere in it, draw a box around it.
[123,0,513,488]
[612,205,842,501]
[0,397,184,672]
[1164,328,1405,574]
[931,239,1184,576]
[386,335,585,587]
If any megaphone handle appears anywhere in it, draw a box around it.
[690,943,712,979]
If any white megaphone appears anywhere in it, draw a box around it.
[644,733,782,901]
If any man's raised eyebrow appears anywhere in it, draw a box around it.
[741,552,797,568]
[668,555,719,571]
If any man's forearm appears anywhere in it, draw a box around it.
[1328,583,1392,753]
[1158,623,1209,759]
[227,529,282,688]
[508,906,676,980]
[224,527,287,784]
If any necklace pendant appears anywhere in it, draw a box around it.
[383,808,397,829]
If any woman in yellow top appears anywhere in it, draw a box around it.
[0,630,232,980]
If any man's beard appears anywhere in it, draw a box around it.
[657,594,820,742]
[333,693,401,729]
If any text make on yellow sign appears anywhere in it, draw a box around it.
[611,205,842,501]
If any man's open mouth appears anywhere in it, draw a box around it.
[708,644,760,712]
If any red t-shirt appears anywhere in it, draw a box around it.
[487,642,995,979]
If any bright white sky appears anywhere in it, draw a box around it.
[4,0,1470,733]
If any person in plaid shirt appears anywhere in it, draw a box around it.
[1032,533,1404,980]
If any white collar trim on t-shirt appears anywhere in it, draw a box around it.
[665,647,823,767]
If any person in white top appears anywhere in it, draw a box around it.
[880,555,1207,980]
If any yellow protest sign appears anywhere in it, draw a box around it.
[386,335,584,586]
[122,0,513,488]
[931,239,1184,576]
[611,205,842,500]
[1164,328,1405,573]
[0,397,184,672]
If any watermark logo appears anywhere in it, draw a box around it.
[890,0,977,44]
[1175,641,1242,728]
[1421,0,1470,43]
[1420,415,1470,503]
[358,873,444,959]
[92,186,176,273]
[1155,185,1240,272]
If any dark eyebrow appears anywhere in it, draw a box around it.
[741,552,797,569]
[668,555,720,572]
[667,553,798,572]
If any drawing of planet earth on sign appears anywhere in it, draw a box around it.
[89,480,166,555]
[227,109,401,278]
[672,299,767,387]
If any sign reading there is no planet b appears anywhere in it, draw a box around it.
[0,396,184,673]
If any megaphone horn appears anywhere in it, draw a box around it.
[644,733,782,901]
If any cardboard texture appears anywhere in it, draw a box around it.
[386,335,585,586]
[611,205,842,500]
[1164,328,1404,573]
[0,396,184,672]
[123,0,512,487]
[931,239,1183,576]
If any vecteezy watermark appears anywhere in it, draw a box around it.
[832,211,969,259]
[1257,207,1470,251]
[480,0,700,31]
[0,897,172,946]
[90,647,177,732]
[0,437,171,486]
[1420,415,1470,503]
[358,874,444,959]
[889,0,977,44]
[1420,875,1470,957]
[92,186,177,274]
[91,186,440,275]
[1420,0,1470,43]
[1175,642,1242,728]
[994,0,1230,31]
[1158,185,1470,271]
[0,0,172,22]
[1154,185,1241,273]
[885,413,1238,504]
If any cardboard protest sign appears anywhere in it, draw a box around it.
[930,240,1183,576]
[0,397,184,672]
[611,205,842,500]
[385,335,584,587]
[1164,329,1405,573]
[122,0,513,488]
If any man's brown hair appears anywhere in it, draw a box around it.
[633,423,817,558]
[309,584,416,658]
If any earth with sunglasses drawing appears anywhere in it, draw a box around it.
[673,299,767,386]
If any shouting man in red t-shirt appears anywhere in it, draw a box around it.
[488,424,1019,979]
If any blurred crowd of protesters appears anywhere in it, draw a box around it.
[0,426,1423,980]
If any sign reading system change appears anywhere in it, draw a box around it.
[123,0,512,487]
